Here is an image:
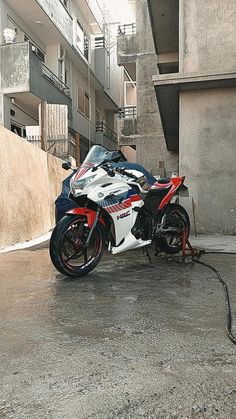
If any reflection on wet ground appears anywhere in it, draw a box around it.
[0,246,236,418]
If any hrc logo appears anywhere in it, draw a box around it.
[117,210,130,220]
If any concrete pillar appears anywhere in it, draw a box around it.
[135,0,178,175]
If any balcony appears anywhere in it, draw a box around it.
[153,71,236,151]
[147,0,179,55]
[36,0,73,43]
[5,0,73,45]
[117,24,137,80]
[118,23,136,36]
[95,122,118,150]
[76,0,103,34]
[0,42,72,118]
[42,64,70,97]
[117,107,138,145]
[94,36,108,86]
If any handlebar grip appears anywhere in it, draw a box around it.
[115,167,138,180]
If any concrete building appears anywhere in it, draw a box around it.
[117,0,178,176]
[147,0,236,233]
[0,0,126,161]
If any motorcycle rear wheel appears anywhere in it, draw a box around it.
[156,203,190,254]
[49,215,105,277]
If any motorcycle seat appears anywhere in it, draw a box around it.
[156,177,171,184]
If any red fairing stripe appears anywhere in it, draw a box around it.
[74,163,94,181]
[159,177,184,210]
[105,194,141,214]
[66,207,105,227]
[130,195,141,202]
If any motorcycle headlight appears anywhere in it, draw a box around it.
[71,175,96,196]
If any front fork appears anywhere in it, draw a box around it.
[66,207,104,248]
[84,209,101,247]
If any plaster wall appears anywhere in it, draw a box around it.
[181,0,236,76]
[179,88,236,234]
[0,125,68,247]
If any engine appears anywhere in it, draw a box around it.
[131,211,151,240]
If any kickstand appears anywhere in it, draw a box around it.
[144,245,152,263]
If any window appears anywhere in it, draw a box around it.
[78,84,90,119]
[76,20,89,60]
[11,122,26,138]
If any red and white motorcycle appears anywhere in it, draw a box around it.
[50,145,190,277]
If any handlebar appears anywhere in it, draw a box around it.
[114,166,139,180]
[92,163,139,180]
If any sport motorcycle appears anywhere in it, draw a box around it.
[50,145,190,277]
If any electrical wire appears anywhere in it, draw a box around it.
[192,250,236,345]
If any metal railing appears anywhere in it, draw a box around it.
[96,122,118,144]
[42,63,71,97]
[118,23,136,36]
[95,36,106,49]
[118,106,137,119]
[26,135,75,159]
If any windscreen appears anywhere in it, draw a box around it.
[82,145,110,165]
[74,145,124,181]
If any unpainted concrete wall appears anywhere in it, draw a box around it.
[135,0,178,175]
[117,34,137,65]
[0,126,68,247]
[181,0,236,76]
[179,87,236,234]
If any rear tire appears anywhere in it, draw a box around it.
[156,203,190,254]
[49,215,105,277]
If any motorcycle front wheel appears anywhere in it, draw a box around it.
[49,215,105,277]
[156,203,190,254]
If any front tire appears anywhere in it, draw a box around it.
[50,215,105,277]
[156,203,190,254]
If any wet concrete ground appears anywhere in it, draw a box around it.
[0,243,236,418]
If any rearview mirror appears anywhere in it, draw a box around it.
[104,151,123,163]
[62,161,72,170]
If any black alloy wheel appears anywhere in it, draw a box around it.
[49,215,105,277]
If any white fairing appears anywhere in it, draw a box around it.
[72,166,151,253]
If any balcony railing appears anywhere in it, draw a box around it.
[96,122,118,144]
[118,106,137,119]
[42,64,71,97]
[118,23,136,36]
[95,36,107,49]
